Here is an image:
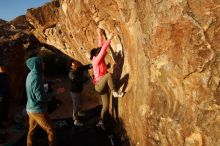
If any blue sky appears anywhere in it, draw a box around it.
[0,0,50,21]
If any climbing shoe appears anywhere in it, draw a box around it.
[96,120,106,130]
[112,91,125,98]
[74,120,84,127]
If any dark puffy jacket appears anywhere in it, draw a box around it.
[69,64,92,93]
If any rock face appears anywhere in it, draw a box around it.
[0,17,28,99]
[26,0,220,146]
[0,16,40,100]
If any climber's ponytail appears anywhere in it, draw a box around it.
[90,47,101,60]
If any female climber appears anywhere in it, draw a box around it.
[90,28,124,130]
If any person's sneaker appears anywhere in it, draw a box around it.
[74,120,84,127]
[78,111,86,117]
[96,120,106,130]
[112,91,125,98]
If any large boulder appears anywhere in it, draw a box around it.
[26,0,220,146]
[0,16,40,100]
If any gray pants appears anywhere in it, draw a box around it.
[70,92,80,120]
[95,73,115,120]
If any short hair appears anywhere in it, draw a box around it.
[69,59,80,67]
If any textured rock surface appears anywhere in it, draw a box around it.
[0,16,41,100]
[0,17,29,99]
[26,0,220,146]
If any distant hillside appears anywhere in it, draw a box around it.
[0,18,7,26]
[10,15,30,29]
[0,18,7,23]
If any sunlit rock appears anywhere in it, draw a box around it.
[25,0,220,145]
